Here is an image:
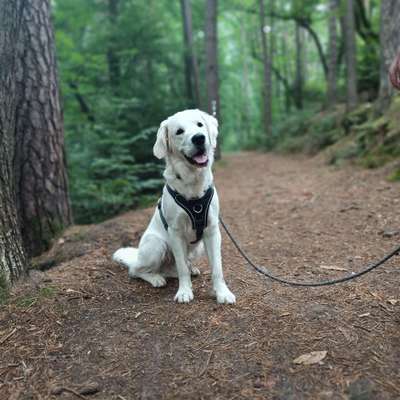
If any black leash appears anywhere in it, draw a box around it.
[219,216,400,287]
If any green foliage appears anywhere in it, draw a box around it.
[67,124,164,223]
[54,0,182,223]
[52,0,395,224]
[388,169,400,182]
[15,286,57,308]
[275,106,345,155]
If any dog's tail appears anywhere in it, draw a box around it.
[112,247,139,269]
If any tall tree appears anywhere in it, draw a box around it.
[343,0,358,110]
[14,0,72,257]
[205,0,221,157]
[378,0,400,108]
[0,0,27,286]
[107,0,121,92]
[294,21,304,110]
[327,0,339,107]
[259,0,272,137]
[180,0,201,107]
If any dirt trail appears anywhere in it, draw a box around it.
[1,152,400,400]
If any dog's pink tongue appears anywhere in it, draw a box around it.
[193,154,208,164]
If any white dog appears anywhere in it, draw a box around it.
[113,109,235,304]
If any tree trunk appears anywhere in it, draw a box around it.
[343,0,358,110]
[378,0,400,108]
[205,0,221,158]
[259,0,272,137]
[14,0,72,257]
[327,0,339,107]
[281,35,292,112]
[107,0,121,92]
[0,0,28,286]
[240,18,253,145]
[181,0,201,107]
[294,22,304,110]
[300,20,329,80]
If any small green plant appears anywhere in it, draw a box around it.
[15,286,57,308]
[388,168,400,182]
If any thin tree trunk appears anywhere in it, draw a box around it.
[259,0,272,137]
[269,0,276,118]
[281,35,292,112]
[327,0,339,107]
[378,0,400,109]
[14,0,72,257]
[294,22,304,110]
[205,0,221,158]
[343,0,358,110]
[300,20,329,80]
[0,0,27,286]
[181,0,201,107]
[240,19,252,145]
[107,0,120,92]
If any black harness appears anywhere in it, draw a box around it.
[157,184,214,244]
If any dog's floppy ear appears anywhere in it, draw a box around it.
[153,119,169,159]
[200,110,219,148]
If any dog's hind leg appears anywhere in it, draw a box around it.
[126,235,168,288]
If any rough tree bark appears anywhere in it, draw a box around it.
[15,0,72,257]
[378,0,400,108]
[181,0,201,107]
[343,0,358,110]
[327,0,339,107]
[259,0,272,137]
[0,0,28,285]
[294,22,304,110]
[205,0,221,158]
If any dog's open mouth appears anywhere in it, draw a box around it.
[184,151,209,167]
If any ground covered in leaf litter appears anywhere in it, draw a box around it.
[1,152,400,400]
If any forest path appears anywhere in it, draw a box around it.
[1,152,400,400]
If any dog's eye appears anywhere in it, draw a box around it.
[176,128,184,135]
[197,122,203,127]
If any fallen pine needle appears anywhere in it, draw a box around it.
[0,328,17,345]
[198,350,213,377]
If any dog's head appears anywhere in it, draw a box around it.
[153,109,218,168]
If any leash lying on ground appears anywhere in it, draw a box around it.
[219,216,400,287]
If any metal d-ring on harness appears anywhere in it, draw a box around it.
[219,216,400,287]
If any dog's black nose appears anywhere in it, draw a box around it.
[192,134,206,146]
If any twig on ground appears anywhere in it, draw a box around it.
[198,350,213,377]
[0,328,17,345]
[51,387,87,399]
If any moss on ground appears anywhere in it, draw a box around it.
[15,286,57,308]
[282,95,400,176]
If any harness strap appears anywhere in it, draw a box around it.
[157,200,169,231]
[157,185,214,244]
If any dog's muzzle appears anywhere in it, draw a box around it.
[184,134,209,167]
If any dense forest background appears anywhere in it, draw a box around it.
[53,0,400,224]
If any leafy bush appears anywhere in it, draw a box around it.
[67,124,164,223]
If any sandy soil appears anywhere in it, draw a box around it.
[1,152,399,400]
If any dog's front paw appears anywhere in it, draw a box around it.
[149,274,167,288]
[190,266,201,276]
[215,286,236,304]
[174,287,194,303]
